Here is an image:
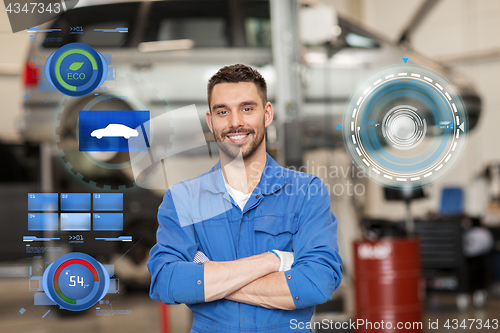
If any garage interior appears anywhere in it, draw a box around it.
[1,0,500,332]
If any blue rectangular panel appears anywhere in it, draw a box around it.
[28,213,58,231]
[61,213,91,231]
[93,193,123,211]
[61,193,91,211]
[79,110,150,152]
[29,277,43,291]
[103,264,114,277]
[108,278,119,294]
[28,193,58,211]
[34,292,57,306]
[93,213,123,231]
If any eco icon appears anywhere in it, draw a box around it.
[67,62,85,71]
[45,43,107,97]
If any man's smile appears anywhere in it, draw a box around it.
[226,133,250,144]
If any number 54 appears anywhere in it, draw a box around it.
[69,275,84,287]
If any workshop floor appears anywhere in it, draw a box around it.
[1,278,500,333]
[0,278,191,333]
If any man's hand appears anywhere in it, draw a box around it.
[203,252,280,302]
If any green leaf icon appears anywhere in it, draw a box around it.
[67,62,84,71]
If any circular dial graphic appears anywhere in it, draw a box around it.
[42,252,110,311]
[45,42,108,97]
[342,65,468,188]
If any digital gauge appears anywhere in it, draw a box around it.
[343,65,468,188]
[43,252,110,311]
[45,42,108,97]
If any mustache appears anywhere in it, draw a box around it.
[221,128,255,137]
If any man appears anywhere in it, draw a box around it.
[148,64,342,332]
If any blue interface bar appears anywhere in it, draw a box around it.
[61,193,91,211]
[28,193,58,211]
[93,213,123,231]
[27,28,62,32]
[61,213,91,231]
[95,236,132,241]
[94,28,128,32]
[28,213,58,231]
[23,236,60,242]
[93,193,123,211]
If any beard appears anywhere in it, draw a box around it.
[212,120,265,160]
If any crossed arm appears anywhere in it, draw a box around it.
[148,179,342,310]
[203,252,296,310]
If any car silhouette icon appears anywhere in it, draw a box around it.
[90,124,139,139]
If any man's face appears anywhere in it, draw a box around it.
[206,82,273,160]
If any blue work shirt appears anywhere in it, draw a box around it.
[148,154,343,333]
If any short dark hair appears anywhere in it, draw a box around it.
[207,64,267,111]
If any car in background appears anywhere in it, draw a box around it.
[21,0,482,148]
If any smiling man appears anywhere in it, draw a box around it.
[148,64,342,333]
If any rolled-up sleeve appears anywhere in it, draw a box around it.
[147,190,205,305]
[285,177,343,309]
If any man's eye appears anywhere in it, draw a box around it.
[218,110,228,115]
[243,107,252,112]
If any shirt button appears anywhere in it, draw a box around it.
[198,262,202,265]
[295,296,299,300]
[197,280,202,285]
[287,275,291,279]
[255,195,259,198]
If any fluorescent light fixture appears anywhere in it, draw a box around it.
[138,39,195,52]
[345,33,379,49]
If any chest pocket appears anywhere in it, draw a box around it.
[254,213,298,252]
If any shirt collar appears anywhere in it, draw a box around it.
[201,153,288,195]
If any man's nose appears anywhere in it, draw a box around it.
[228,110,244,128]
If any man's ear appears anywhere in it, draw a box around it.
[264,102,273,128]
[206,110,214,133]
